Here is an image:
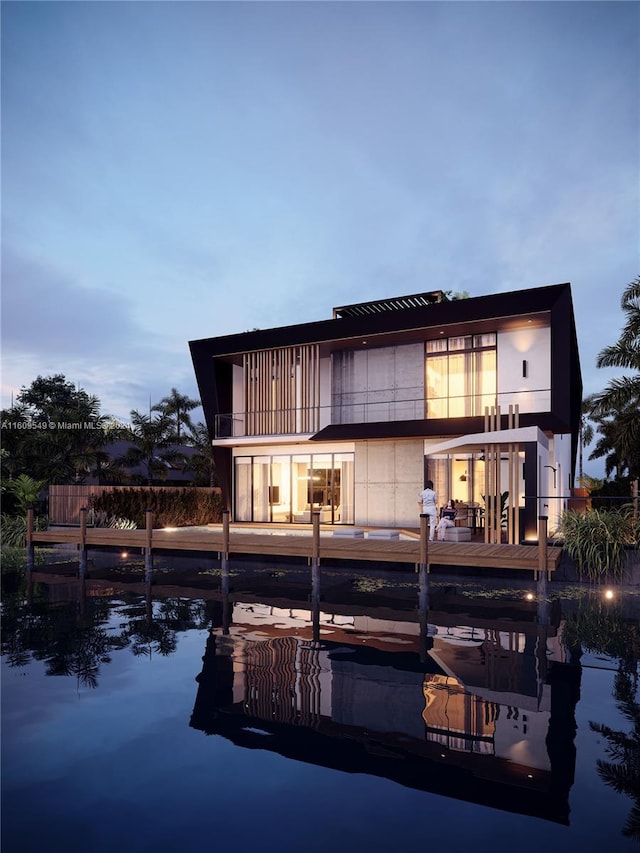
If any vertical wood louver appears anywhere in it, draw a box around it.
[243,344,320,436]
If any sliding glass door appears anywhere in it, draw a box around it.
[234,451,355,524]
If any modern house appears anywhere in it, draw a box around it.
[190,282,582,541]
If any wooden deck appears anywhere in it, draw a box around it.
[29,524,563,576]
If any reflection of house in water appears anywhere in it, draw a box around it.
[190,595,579,824]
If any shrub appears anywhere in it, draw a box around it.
[0,545,45,574]
[560,507,638,583]
[0,513,48,548]
[89,487,223,528]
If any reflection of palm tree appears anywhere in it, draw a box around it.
[46,627,113,686]
[589,668,640,843]
[565,600,640,844]
[130,621,178,658]
[1,587,209,686]
[125,596,208,658]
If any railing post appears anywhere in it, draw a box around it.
[79,506,88,578]
[26,506,34,574]
[145,508,154,583]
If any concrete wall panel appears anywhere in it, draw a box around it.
[355,440,424,527]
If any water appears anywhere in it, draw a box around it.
[2,559,639,852]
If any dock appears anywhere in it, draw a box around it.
[28,517,562,577]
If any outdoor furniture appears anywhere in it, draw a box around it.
[292,507,333,523]
[367,529,400,540]
[454,504,469,526]
[333,528,365,538]
[443,526,471,542]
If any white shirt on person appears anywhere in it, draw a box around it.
[419,488,437,511]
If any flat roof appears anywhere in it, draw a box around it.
[333,290,445,318]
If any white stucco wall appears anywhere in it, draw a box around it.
[354,439,424,527]
[497,326,551,414]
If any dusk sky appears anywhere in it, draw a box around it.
[1,1,637,477]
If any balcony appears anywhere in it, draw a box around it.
[213,388,551,439]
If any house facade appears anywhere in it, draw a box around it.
[190,283,582,541]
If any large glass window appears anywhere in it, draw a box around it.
[235,458,252,521]
[234,452,355,524]
[426,333,496,418]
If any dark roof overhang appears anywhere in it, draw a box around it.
[311,412,575,443]
[189,282,574,365]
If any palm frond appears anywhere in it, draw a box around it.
[596,342,640,371]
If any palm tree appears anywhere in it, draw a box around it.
[578,399,595,482]
[587,276,640,480]
[184,421,218,486]
[152,388,200,441]
[587,401,640,480]
[118,411,186,485]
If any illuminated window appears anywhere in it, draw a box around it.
[426,334,496,418]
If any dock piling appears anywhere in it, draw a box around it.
[537,515,549,592]
[79,507,88,578]
[144,509,154,583]
[26,506,35,574]
[221,510,230,595]
[311,511,321,599]
[418,513,430,574]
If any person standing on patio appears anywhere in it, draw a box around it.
[418,480,438,541]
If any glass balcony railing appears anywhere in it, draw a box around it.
[213,388,551,439]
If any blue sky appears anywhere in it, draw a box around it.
[1,1,638,475]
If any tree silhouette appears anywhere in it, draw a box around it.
[152,388,200,441]
[590,669,640,843]
[118,410,185,485]
[586,276,640,480]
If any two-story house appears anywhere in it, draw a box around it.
[190,282,582,541]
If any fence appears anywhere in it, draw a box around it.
[48,485,222,526]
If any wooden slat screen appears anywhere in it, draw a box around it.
[243,344,320,436]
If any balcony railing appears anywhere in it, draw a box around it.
[213,388,551,439]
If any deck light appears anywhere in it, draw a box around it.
[605,589,614,600]
[525,593,534,601]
